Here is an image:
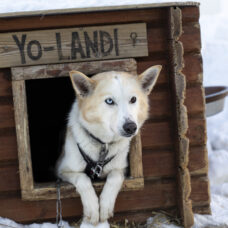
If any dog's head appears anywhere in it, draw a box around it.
[69,65,162,143]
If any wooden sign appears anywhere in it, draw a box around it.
[0,23,148,68]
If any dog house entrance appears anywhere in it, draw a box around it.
[11,59,144,200]
[26,77,74,182]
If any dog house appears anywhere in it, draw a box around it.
[0,2,209,228]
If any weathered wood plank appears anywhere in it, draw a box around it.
[185,86,205,116]
[0,175,209,223]
[0,179,177,222]
[180,23,201,53]
[0,104,15,128]
[11,59,137,80]
[0,69,12,97]
[129,133,143,178]
[0,145,208,193]
[148,88,171,120]
[137,58,168,84]
[0,165,20,192]
[12,80,34,193]
[0,9,166,32]
[143,146,208,178]
[142,150,175,177]
[0,135,18,161]
[168,7,193,227]
[183,53,203,83]
[190,176,210,206]
[187,118,207,146]
[141,121,173,149]
[0,24,148,68]
[188,146,208,175]
[141,120,206,149]
[0,3,199,19]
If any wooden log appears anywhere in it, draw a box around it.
[185,86,205,116]
[137,58,168,84]
[187,118,207,146]
[142,118,206,149]
[141,121,173,149]
[168,7,193,227]
[0,9,167,32]
[0,165,20,192]
[180,23,201,53]
[148,88,171,120]
[142,146,208,178]
[0,135,18,161]
[0,175,209,223]
[183,53,203,83]
[190,176,210,206]
[11,59,137,81]
[142,150,176,177]
[0,104,15,128]
[188,146,208,175]
[0,145,208,194]
[12,80,34,193]
[0,69,12,97]
[0,6,200,32]
[0,179,177,222]
[181,7,199,24]
[129,133,143,178]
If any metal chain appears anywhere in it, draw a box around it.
[56,179,64,228]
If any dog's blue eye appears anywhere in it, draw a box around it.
[105,98,115,105]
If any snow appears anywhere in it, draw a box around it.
[0,0,228,227]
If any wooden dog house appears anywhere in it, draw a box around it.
[0,2,209,227]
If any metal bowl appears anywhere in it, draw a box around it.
[205,86,228,117]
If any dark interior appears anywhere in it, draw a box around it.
[26,77,75,183]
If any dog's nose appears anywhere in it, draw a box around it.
[123,121,137,136]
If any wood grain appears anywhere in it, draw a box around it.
[12,80,34,193]
[0,135,18,161]
[0,24,148,68]
[0,176,209,223]
[0,179,177,222]
[0,165,20,192]
[11,58,137,80]
[129,133,143,178]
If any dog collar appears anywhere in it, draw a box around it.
[77,143,115,180]
[83,127,106,145]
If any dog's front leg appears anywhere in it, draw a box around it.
[61,172,99,225]
[100,169,124,222]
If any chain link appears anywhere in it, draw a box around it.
[56,179,64,228]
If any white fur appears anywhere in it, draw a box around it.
[80,221,110,228]
[56,66,161,226]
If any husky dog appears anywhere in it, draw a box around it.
[56,65,162,227]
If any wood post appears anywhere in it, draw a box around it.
[168,7,194,227]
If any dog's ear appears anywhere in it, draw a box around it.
[69,71,96,97]
[138,65,162,95]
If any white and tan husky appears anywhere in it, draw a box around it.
[56,65,162,228]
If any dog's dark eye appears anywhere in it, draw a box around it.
[105,98,115,105]
[130,96,137,104]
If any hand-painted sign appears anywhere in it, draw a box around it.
[0,23,148,68]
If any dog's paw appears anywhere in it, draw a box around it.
[99,197,114,222]
[80,221,110,228]
[83,198,99,225]
[97,221,110,228]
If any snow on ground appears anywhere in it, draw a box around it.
[0,0,228,227]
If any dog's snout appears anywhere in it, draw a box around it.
[123,121,137,136]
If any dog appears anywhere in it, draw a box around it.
[56,65,162,227]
